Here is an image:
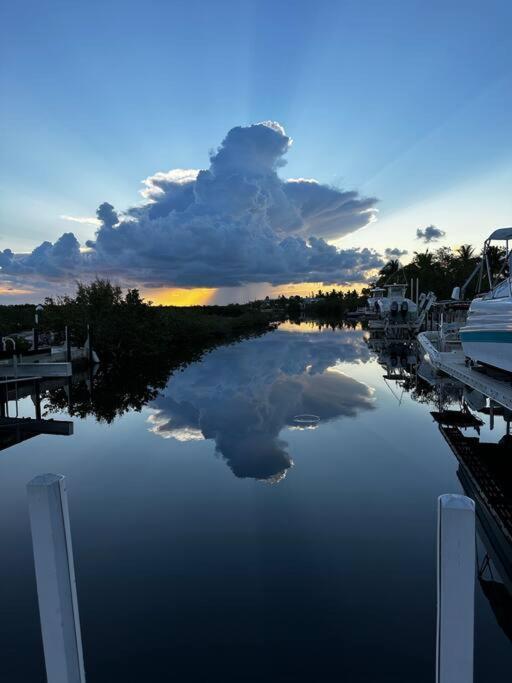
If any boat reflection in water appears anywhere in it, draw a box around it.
[148,324,375,482]
[372,330,512,643]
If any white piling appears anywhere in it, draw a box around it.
[436,494,475,683]
[27,474,86,683]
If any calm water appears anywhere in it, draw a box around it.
[1,322,511,681]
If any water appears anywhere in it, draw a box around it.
[1,322,511,681]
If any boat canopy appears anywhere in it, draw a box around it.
[487,227,512,242]
[385,284,408,291]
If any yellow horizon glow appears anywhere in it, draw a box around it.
[269,282,366,298]
[0,286,34,296]
[143,286,217,306]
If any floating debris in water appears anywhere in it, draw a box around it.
[292,414,320,427]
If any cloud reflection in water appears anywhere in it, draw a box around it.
[148,327,374,482]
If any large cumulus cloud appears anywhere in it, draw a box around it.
[1,122,381,289]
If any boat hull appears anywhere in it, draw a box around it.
[460,333,512,373]
[460,296,512,373]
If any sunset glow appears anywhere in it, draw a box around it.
[269,282,365,298]
[143,287,217,307]
[0,286,34,296]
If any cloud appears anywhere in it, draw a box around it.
[384,247,408,258]
[60,215,101,226]
[416,225,445,243]
[1,122,381,290]
[148,327,374,481]
[1,232,81,278]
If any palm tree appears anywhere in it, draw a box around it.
[379,258,400,277]
[413,250,434,270]
[456,244,475,264]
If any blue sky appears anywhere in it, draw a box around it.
[1,0,511,302]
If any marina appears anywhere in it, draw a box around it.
[2,3,510,679]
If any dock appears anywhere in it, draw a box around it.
[433,414,512,593]
[0,361,72,378]
[418,331,512,412]
[0,343,98,380]
[0,417,74,451]
[0,374,75,453]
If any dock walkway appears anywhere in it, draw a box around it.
[418,332,512,412]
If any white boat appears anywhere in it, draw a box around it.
[459,227,512,374]
[366,287,386,314]
[375,284,418,321]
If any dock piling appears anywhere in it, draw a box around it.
[86,324,93,366]
[65,326,72,363]
[27,474,86,683]
[436,493,475,683]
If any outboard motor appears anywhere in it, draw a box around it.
[400,300,408,318]
[390,300,399,316]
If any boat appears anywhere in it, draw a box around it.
[459,227,512,374]
[346,287,385,320]
[375,284,417,321]
[366,287,386,314]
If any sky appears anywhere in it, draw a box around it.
[1,0,511,304]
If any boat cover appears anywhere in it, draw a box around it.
[487,227,512,241]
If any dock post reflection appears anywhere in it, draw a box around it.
[27,474,86,683]
[436,494,475,683]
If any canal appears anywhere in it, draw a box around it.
[0,321,511,681]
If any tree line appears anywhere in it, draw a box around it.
[370,244,505,301]
[0,279,274,364]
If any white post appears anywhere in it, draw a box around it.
[27,474,86,683]
[436,494,475,683]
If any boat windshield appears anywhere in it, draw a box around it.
[492,278,512,299]
[388,286,406,296]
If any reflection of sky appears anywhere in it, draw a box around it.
[148,326,374,481]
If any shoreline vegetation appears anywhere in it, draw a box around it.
[0,280,278,423]
[0,279,276,362]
